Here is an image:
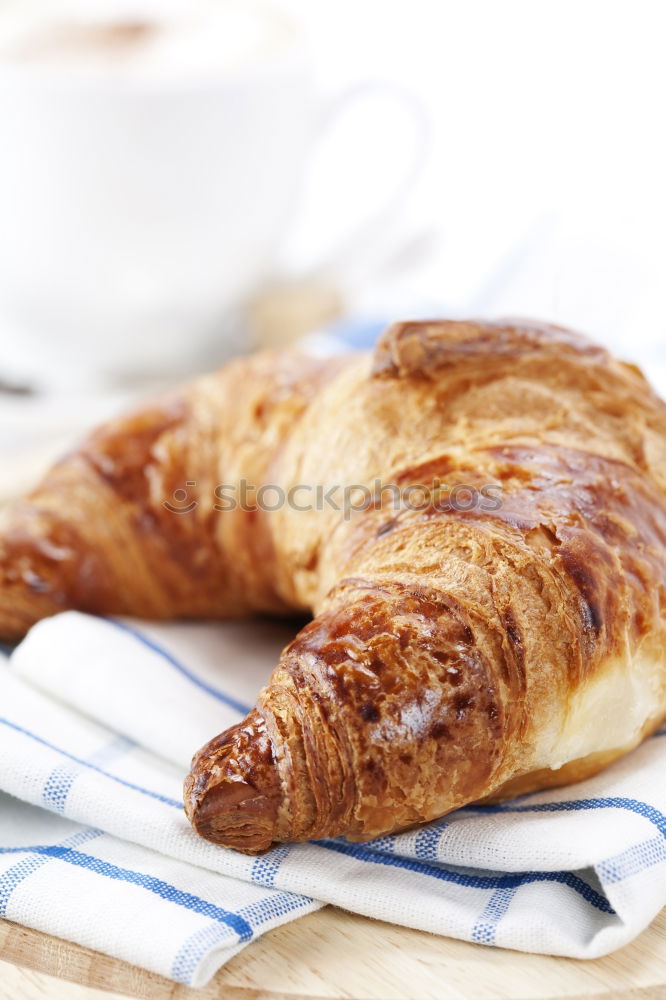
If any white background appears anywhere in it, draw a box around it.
[281,0,666,365]
[1,0,665,459]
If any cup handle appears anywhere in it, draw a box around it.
[279,80,430,285]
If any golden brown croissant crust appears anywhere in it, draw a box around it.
[2,319,666,853]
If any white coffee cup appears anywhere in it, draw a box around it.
[0,1,424,384]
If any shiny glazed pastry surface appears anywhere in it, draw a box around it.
[2,320,666,853]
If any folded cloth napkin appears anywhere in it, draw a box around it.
[1,612,665,987]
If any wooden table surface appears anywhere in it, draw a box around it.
[1,905,665,1000]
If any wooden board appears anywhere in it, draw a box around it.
[1,906,665,1000]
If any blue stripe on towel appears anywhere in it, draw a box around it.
[0,843,252,940]
[364,794,666,866]
[0,718,182,810]
[413,819,450,860]
[42,763,81,815]
[107,619,251,716]
[238,887,312,927]
[0,829,102,916]
[597,835,666,884]
[250,845,292,887]
[368,794,666,866]
[171,921,238,984]
[316,840,615,914]
[470,797,666,838]
[43,735,135,815]
[172,888,313,985]
[363,833,399,854]
[471,886,517,945]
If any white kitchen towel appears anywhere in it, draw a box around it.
[1,612,665,987]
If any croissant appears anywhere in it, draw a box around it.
[2,320,666,855]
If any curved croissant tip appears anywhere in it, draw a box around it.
[183,708,282,855]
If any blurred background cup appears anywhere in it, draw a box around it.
[0,0,315,385]
[0,0,425,388]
